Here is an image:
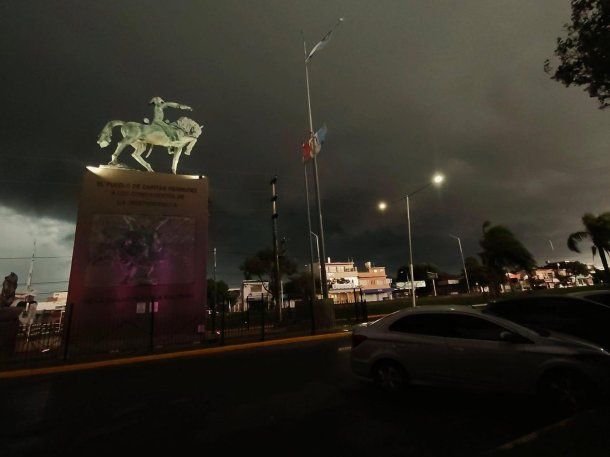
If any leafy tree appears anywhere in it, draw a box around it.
[413,263,441,281]
[479,221,536,293]
[567,212,610,283]
[207,279,229,308]
[396,266,410,282]
[545,260,590,277]
[592,267,606,284]
[284,271,321,301]
[396,263,441,282]
[545,0,610,108]
[464,256,490,288]
[240,247,297,305]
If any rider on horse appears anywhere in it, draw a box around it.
[149,97,193,142]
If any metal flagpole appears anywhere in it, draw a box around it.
[303,38,318,332]
[303,37,329,299]
[304,167,317,289]
[304,165,317,334]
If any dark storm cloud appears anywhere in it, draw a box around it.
[2,0,609,285]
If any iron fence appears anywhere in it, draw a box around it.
[0,296,370,369]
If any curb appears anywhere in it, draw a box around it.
[0,331,349,380]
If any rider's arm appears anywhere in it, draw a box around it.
[163,102,193,111]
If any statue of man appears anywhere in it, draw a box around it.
[149,97,193,141]
[1,272,18,308]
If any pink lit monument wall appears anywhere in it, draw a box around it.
[67,167,208,355]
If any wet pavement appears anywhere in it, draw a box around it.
[0,335,570,456]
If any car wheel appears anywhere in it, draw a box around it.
[373,361,407,393]
[538,370,597,413]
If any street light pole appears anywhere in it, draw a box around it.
[405,195,416,307]
[450,235,471,294]
[380,173,445,307]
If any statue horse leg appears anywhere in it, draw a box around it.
[171,147,183,174]
[184,137,197,156]
[110,139,131,165]
[131,142,154,172]
[110,123,142,166]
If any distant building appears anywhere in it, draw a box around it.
[436,278,462,295]
[531,268,559,289]
[231,280,270,311]
[314,259,360,303]
[357,262,392,302]
[314,259,392,303]
[532,262,595,289]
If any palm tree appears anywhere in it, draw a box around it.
[567,213,610,284]
[479,221,536,294]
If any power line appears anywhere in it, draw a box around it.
[31,280,69,285]
[0,256,72,260]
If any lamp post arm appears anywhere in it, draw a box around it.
[406,181,433,198]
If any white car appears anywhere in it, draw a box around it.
[351,305,610,410]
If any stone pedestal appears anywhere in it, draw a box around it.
[66,167,208,356]
[313,298,336,329]
[0,307,21,362]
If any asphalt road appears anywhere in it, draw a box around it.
[1,335,567,456]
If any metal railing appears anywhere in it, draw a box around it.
[0,297,369,369]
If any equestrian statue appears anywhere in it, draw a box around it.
[97,97,202,174]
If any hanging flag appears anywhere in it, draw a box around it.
[302,124,327,162]
[302,139,313,162]
[311,124,327,156]
[305,18,344,64]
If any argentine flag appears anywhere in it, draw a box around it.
[305,18,344,64]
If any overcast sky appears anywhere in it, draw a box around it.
[2,0,609,290]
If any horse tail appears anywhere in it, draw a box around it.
[97,120,124,148]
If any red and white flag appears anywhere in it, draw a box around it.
[302,139,313,162]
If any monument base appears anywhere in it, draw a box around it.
[66,166,208,357]
[313,298,336,329]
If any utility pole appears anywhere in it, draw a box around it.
[270,176,282,321]
[26,240,36,294]
[212,247,217,335]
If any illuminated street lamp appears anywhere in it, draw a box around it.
[378,172,445,307]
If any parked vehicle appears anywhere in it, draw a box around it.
[485,295,610,347]
[351,305,610,410]
[566,290,610,307]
